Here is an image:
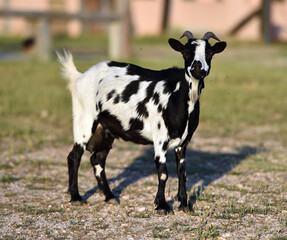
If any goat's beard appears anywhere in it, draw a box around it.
[190,79,200,103]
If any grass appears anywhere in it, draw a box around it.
[0,174,19,183]
[0,59,72,152]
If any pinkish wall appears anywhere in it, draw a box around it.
[64,0,81,37]
[8,0,48,10]
[130,0,164,36]
[131,0,287,41]
[0,0,81,37]
[1,0,287,41]
[0,0,48,34]
[169,0,261,40]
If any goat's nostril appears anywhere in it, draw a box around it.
[191,60,206,79]
[192,61,202,70]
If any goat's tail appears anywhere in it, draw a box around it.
[56,50,82,93]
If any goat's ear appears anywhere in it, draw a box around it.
[212,41,227,55]
[168,38,185,53]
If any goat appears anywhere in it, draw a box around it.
[57,31,226,214]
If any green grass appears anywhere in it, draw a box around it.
[0,59,72,151]
[0,174,19,183]
[233,152,287,173]
[0,35,287,152]
[0,35,23,52]
[201,52,287,141]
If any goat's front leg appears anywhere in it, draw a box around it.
[67,143,84,202]
[175,145,189,212]
[154,148,172,214]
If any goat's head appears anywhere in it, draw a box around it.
[168,31,226,80]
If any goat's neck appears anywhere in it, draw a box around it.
[185,73,202,104]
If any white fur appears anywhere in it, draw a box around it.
[175,147,182,153]
[168,138,181,149]
[95,165,103,177]
[174,82,180,92]
[185,71,200,106]
[56,50,81,94]
[192,40,209,73]
[160,173,167,181]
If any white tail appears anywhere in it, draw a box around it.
[56,50,82,93]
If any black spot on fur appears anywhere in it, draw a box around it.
[107,90,116,101]
[98,101,103,111]
[129,118,144,131]
[158,122,161,129]
[99,79,103,84]
[135,81,156,118]
[145,82,156,101]
[98,110,151,145]
[113,94,120,104]
[152,92,160,105]
[163,79,178,94]
[157,104,162,113]
[155,156,160,162]
[91,120,98,133]
[108,61,128,68]
[162,141,168,151]
[122,81,140,103]
[126,64,184,84]
[136,102,149,118]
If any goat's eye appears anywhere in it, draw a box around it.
[183,51,191,59]
[206,50,213,59]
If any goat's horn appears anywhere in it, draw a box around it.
[202,32,220,41]
[180,31,195,40]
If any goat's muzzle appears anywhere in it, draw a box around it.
[191,60,206,79]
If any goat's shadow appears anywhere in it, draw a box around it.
[83,144,260,209]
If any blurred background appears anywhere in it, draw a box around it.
[0,0,287,59]
[0,0,286,153]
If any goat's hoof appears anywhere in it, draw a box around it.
[178,205,189,212]
[106,197,120,205]
[105,195,119,205]
[70,194,82,202]
[178,202,193,212]
[70,198,87,205]
[70,193,87,205]
[154,203,174,215]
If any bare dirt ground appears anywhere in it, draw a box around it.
[0,127,286,239]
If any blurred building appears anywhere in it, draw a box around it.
[0,0,287,41]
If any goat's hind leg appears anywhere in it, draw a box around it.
[89,123,117,203]
[90,148,117,203]
[67,143,85,203]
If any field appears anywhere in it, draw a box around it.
[0,35,287,239]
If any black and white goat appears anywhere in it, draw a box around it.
[57,31,226,213]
